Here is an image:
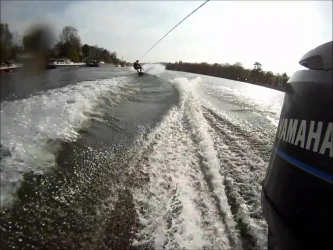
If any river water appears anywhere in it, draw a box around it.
[0,64,284,249]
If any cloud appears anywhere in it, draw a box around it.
[1,1,331,75]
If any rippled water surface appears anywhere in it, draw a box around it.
[0,65,284,249]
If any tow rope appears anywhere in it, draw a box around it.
[140,0,210,60]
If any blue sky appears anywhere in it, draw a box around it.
[1,1,332,75]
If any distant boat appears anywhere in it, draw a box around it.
[47,59,85,69]
[0,62,22,73]
[87,60,99,67]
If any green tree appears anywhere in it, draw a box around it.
[251,62,263,81]
[69,48,79,62]
[110,52,118,63]
[0,23,13,61]
[101,49,112,63]
[82,44,90,58]
[253,62,262,71]
[79,43,121,64]
[233,62,244,78]
[0,42,11,62]
[281,73,289,86]
[212,63,221,75]
[263,71,274,84]
[241,68,251,80]
[165,61,288,89]
[57,26,81,58]
[59,26,81,47]
[88,45,99,60]
[234,62,243,68]
[0,23,13,47]
[10,32,23,60]
[10,45,23,60]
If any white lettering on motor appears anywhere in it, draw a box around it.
[319,123,333,157]
[277,119,332,158]
[286,119,298,144]
[277,118,284,139]
[306,121,323,152]
[294,120,307,148]
[280,119,288,141]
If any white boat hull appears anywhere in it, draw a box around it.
[48,59,86,68]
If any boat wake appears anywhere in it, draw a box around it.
[0,76,137,207]
[1,65,282,249]
[127,73,273,249]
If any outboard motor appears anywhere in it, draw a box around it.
[262,41,333,249]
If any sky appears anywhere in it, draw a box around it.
[1,0,332,75]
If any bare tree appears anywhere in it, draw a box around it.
[57,26,81,58]
[59,26,81,48]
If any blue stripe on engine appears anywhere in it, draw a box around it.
[275,147,333,183]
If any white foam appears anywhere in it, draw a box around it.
[132,76,241,249]
[202,107,269,248]
[132,110,188,246]
[132,74,276,248]
[129,63,167,76]
[173,77,273,248]
[132,106,231,249]
[172,77,241,247]
[142,64,166,76]
[0,77,131,208]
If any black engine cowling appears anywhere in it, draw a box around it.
[262,41,333,250]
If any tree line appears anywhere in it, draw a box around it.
[0,23,24,64]
[1,22,290,84]
[1,23,125,66]
[166,61,290,87]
